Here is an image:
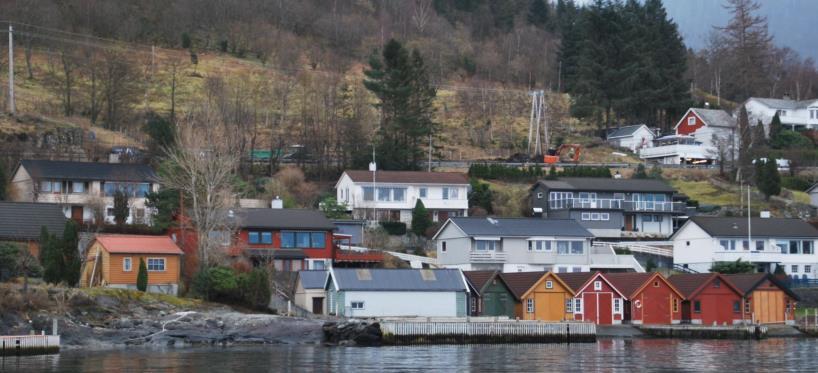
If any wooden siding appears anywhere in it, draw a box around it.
[80,241,180,287]
[631,275,683,325]
[687,278,744,325]
[677,111,705,135]
[519,273,574,321]
[573,275,624,325]
[747,279,796,324]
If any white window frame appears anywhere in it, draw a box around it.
[581,212,591,221]
[545,280,553,289]
[806,265,812,274]
[594,281,602,291]
[614,298,621,313]
[565,298,573,313]
[591,213,600,221]
[123,257,132,272]
[147,258,166,272]
[791,265,799,273]
[527,298,534,313]
[688,117,696,125]
[600,213,610,221]
[419,187,428,198]
[574,298,582,313]
[350,301,365,310]
[537,192,543,199]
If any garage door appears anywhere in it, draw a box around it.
[643,292,670,324]
[754,290,785,324]
[535,293,565,321]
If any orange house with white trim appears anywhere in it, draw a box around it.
[80,234,183,295]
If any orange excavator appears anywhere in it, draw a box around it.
[543,144,582,164]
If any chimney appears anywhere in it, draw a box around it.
[760,211,771,218]
[271,196,283,209]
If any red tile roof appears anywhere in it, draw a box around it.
[499,271,548,300]
[343,170,469,184]
[555,272,597,293]
[95,234,183,255]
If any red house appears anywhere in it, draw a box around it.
[557,272,626,325]
[668,273,745,325]
[606,272,685,325]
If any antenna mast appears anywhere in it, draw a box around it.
[527,90,546,157]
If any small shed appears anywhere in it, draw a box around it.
[605,272,685,325]
[325,268,469,317]
[606,124,656,153]
[668,273,745,325]
[463,270,516,318]
[558,272,626,325]
[503,271,575,321]
[0,202,66,258]
[725,273,799,324]
[294,270,328,315]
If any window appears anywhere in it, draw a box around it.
[545,280,553,289]
[581,212,591,221]
[733,301,741,313]
[804,241,814,254]
[475,240,498,251]
[713,278,720,288]
[106,208,115,217]
[528,240,548,251]
[688,117,696,125]
[147,258,166,271]
[377,187,391,201]
[653,215,662,222]
[744,300,751,314]
[755,241,764,251]
[103,182,150,197]
[673,299,679,313]
[720,240,730,250]
[792,265,799,273]
[806,265,812,274]
[71,181,85,193]
[450,187,459,199]
[643,215,652,223]
[311,233,325,248]
[537,192,543,199]
[471,297,478,313]
[579,192,597,201]
[790,240,800,254]
[730,240,737,251]
[594,281,602,291]
[261,232,273,244]
[40,180,62,193]
[614,299,621,313]
[248,232,260,244]
[574,298,583,313]
[350,301,364,310]
[742,240,750,251]
[591,213,600,221]
[281,231,325,248]
[558,267,568,273]
[363,187,374,201]
[600,213,610,221]
[556,241,570,254]
[297,232,312,247]
[281,232,295,248]
[123,257,132,272]
[570,241,584,255]
[441,242,447,252]
[777,241,788,253]
[565,298,573,313]
[686,241,690,247]
[392,188,406,202]
[653,281,660,288]
[313,261,325,270]
[419,187,428,198]
[527,298,534,313]
[572,267,582,272]
[442,188,449,200]
[694,300,701,313]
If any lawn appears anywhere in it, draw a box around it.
[670,179,741,206]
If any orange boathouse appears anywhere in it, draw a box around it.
[80,234,183,295]
[503,271,575,321]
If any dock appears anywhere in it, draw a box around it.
[0,335,60,356]
[637,324,768,339]
[380,319,596,344]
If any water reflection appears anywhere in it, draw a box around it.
[2,339,817,372]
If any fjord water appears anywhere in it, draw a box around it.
[3,339,817,372]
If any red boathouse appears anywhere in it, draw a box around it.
[668,273,745,325]
[606,272,685,325]
[557,272,626,325]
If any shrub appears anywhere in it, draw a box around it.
[782,176,812,192]
[238,269,271,311]
[136,258,148,292]
[380,221,407,235]
[710,259,755,274]
[411,200,432,236]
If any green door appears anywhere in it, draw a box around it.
[483,293,496,315]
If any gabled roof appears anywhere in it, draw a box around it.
[499,271,548,299]
[340,170,469,185]
[667,273,743,299]
[17,159,157,182]
[534,177,676,193]
[690,108,735,128]
[686,216,818,238]
[297,270,328,290]
[554,272,597,293]
[327,268,467,292]
[748,97,818,110]
[463,270,498,295]
[0,202,66,241]
[442,217,592,238]
[607,124,652,139]
[234,208,336,230]
[520,271,575,299]
[94,234,183,255]
[724,273,799,301]
[604,272,684,299]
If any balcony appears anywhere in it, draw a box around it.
[469,251,507,263]
[549,199,684,213]
[639,144,711,159]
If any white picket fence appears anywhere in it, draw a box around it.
[380,320,595,344]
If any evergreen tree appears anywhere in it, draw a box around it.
[144,112,176,159]
[633,163,648,179]
[136,258,148,292]
[0,162,6,200]
[40,227,62,284]
[547,165,558,180]
[527,0,549,28]
[736,106,753,182]
[113,190,130,226]
[756,158,781,200]
[61,220,81,286]
[468,179,494,213]
[768,113,783,140]
[411,199,432,236]
[364,40,437,170]
[145,188,180,230]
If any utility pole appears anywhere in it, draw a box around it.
[8,24,14,115]
[748,182,752,250]
[370,144,377,222]
[428,132,432,172]
[527,90,546,157]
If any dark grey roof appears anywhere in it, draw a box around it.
[329,268,467,292]
[298,270,328,289]
[0,202,66,240]
[749,97,818,110]
[447,217,592,237]
[690,108,735,128]
[688,216,818,238]
[535,177,676,193]
[234,208,336,230]
[18,160,157,182]
[607,125,651,139]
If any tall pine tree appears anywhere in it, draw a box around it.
[61,220,81,286]
[527,0,550,28]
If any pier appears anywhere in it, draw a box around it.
[0,335,60,356]
[380,319,596,344]
[637,324,768,339]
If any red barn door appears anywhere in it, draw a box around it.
[597,293,613,324]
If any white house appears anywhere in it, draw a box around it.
[335,170,469,224]
[606,124,656,153]
[325,268,469,317]
[673,216,818,279]
[294,270,328,315]
[10,160,159,225]
[432,217,644,273]
[743,97,818,132]
[807,183,818,208]
[640,108,736,165]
